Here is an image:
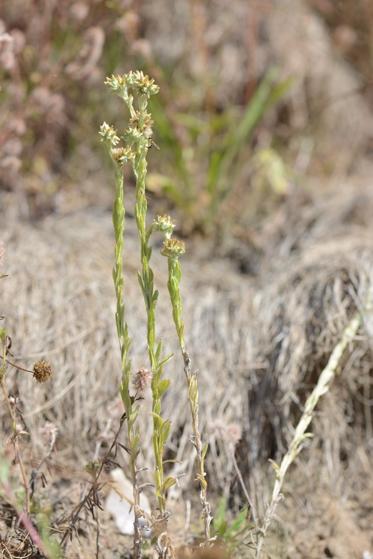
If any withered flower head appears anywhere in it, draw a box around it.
[133,367,152,394]
[161,238,186,259]
[111,146,135,166]
[33,359,52,383]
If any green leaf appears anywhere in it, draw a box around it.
[0,328,7,343]
[162,476,176,492]
[226,507,248,536]
[213,498,227,533]
[158,353,173,369]
[151,412,163,430]
[158,378,170,397]
[202,443,209,460]
[161,419,171,444]
[155,341,162,360]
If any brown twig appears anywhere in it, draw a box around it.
[0,376,30,515]
[1,480,51,558]
[59,413,126,547]
[182,350,212,544]
[0,354,34,375]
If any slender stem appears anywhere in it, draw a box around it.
[134,140,167,514]
[102,72,172,555]
[255,312,362,558]
[0,355,33,374]
[166,256,212,542]
[60,415,126,547]
[0,371,30,514]
[112,166,142,558]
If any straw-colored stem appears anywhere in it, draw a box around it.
[0,349,30,515]
[255,311,362,558]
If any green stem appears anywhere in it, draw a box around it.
[167,256,212,542]
[112,166,142,558]
[134,140,167,514]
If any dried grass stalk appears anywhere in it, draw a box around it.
[255,307,365,557]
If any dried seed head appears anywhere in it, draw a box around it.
[111,146,135,166]
[161,238,186,259]
[133,367,152,394]
[33,360,52,383]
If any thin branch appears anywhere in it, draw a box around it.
[255,311,362,558]
[60,414,126,547]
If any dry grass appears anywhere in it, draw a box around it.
[234,178,373,555]
[1,173,373,556]
[1,210,252,492]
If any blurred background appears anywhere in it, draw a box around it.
[1,0,372,235]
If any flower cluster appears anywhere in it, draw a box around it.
[99,122,120,147]
[125,126,144,145]
[129,111,154,139]
[111,146,135,166]
[152,215,175,238]
[105,71,159,99]
[161,238,186,259]
[133,367,152,394]
[100,71,159,168]
[33,359,53,383]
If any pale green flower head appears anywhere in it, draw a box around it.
[126,70,159,97]
[161,238,186,259]
[153,215,175,238]
[125,126,144,145]
[105,71,159,100]
[104,74,127,93]
[129,111,154,139]
[99,122,120,147]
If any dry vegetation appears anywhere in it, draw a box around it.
[1,1,373,558]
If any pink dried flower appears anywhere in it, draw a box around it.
[215,419,242,446]
[133,367,152,394]
[225,422,242,446]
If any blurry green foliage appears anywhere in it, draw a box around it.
[148,69,292,232]
[212,498,252,553]
[1,0,293,229]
